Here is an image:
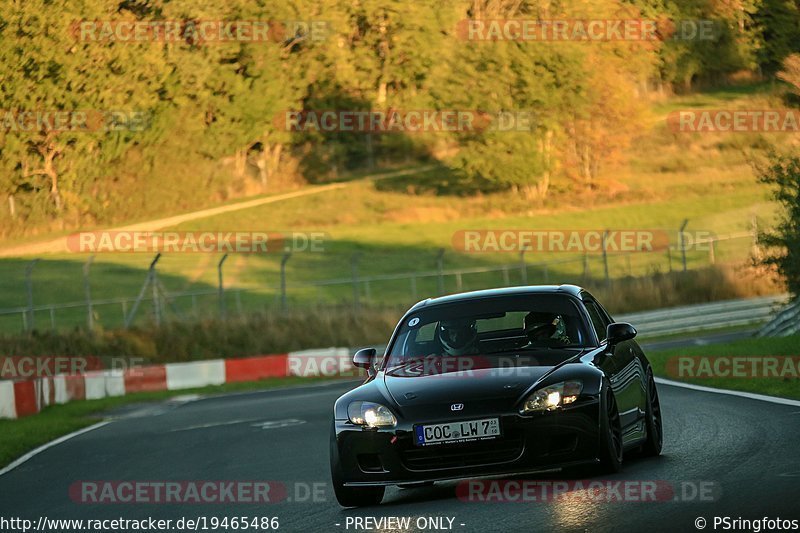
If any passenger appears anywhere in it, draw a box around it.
[523,312,571,346]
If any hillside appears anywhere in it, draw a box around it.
[0,84,793,334]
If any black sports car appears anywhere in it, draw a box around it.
[330,285,663,507]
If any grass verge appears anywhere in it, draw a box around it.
[648,334,800,400]
[0,376,343,468]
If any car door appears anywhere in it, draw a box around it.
[583,294,642,433]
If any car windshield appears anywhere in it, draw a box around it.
[384,294,589,369]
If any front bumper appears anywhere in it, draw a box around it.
[333,397,601,486]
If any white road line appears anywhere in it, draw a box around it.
[168,418,264,432]
[0,381,357,476]
[0,421,110,478]
[655,377,800,407]
[179,378,359,405]
[251,419,306,430]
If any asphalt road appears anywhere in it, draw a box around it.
[1,378,798,533]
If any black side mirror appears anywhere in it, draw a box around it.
[606,322,637,346]
[353,348,377,369]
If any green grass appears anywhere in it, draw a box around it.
[0,179,779,332]
[0,376,340,468]
[648,334,800,399]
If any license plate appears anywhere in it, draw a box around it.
[414,418,500,446]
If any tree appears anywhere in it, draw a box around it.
[562,46,653,189]
[753,0,800,74]
[0,0,166,231]
[757,153,800,301]
[434,0,657,196]
[777,53,800,95]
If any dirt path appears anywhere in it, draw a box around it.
[0,166,431,258]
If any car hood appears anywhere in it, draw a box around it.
[382,350,586,412]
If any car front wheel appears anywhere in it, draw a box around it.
[641,369,663,457]
[597,382,623,473]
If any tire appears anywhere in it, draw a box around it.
[597,382,623,473]
[330,423,385,507]
[641,369,663,457]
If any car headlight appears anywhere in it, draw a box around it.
[520,380,583,413]
[347,401,397,428]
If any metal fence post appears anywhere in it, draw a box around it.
[124,253,161,329]
[152,262,161,327]
[679,219,689,272]
[218,253,229,319]
[280,251,291,312]
[24,259,39,332]
[519,247,528,285]
[351,254,361,312]
[602,230,610,287]
[436,248,445,295]
[83,255,95,331]
[582,253,589,282]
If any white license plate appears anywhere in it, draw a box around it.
[414,418,500,446]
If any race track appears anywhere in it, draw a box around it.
[1,379,798,533]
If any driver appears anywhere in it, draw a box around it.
[437,318,479,356]
[523,312,571,345]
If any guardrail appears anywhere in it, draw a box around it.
[617,294,790,338]
[756,298,800,337]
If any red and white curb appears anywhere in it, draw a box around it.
[0,348,359,419]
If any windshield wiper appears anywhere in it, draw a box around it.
[385,354,439,371]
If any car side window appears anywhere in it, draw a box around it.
[584,300,610,343]
[595,301,615,324]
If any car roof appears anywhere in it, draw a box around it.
[408,284,585,312]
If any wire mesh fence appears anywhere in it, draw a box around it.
[0,229,758,334]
